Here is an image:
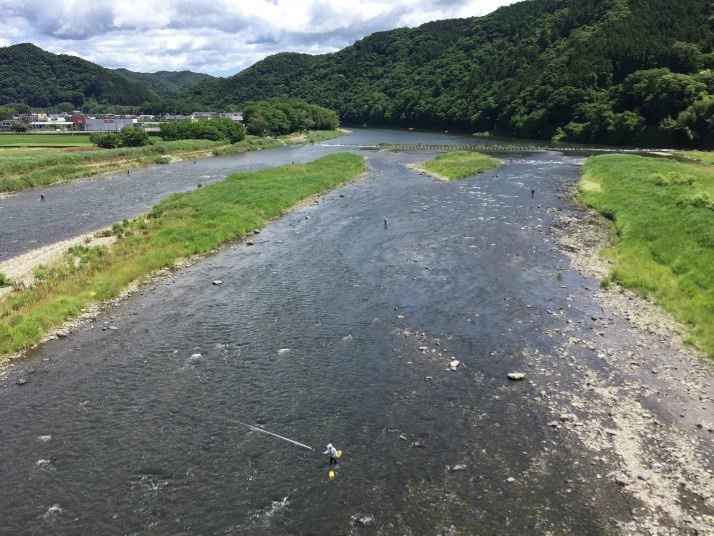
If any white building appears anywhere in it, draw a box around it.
[220,112,243,122]
[84,117,137,131]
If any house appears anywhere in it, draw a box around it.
[192,111,217,119]
[72,115,137,131]
[220,112,243,122]
[0,119,19,132]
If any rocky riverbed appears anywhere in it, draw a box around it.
[0,135,711,534]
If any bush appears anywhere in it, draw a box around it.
[89,132,120,148]
[118,126,149,147]
[0,271,12,286]
[653,172,694,186]
[678,192,714,210]
[11,122,28,132]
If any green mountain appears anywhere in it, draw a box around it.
[182,0,714,146]
[113,69,215,99]
[0,43,157,108]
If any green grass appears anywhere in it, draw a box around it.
[0,130,346,193]
[676,150,714,167]
[0,133,93,147]
[0,153,365,360]
[578,154,714,357]
[418,151,501,180]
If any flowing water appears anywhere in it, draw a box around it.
[0,131,637,534]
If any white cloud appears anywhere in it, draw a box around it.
[0,0,519,75]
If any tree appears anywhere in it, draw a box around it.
[89,132,120,148]
[118,126,150,147]
[0,105,14,120]
[11,122,28,132]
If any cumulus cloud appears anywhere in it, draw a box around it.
[0,0,518,75]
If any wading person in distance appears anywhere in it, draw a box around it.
[324,443,338,465]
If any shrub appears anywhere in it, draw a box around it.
[0,271,12,286]
[89,132,120,148]
[678,192,714,210]
[653,172,694,186]
[118,126,150,147]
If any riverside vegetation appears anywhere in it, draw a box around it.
[0,153,366,360]
[0,130,343,193]
[417,151,500,180]
[578,153,714,357]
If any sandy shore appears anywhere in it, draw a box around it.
[0,230,115,290]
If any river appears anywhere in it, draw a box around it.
[0,129,712,535]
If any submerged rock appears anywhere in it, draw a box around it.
[16,378,27,386]
[352,514,375,527]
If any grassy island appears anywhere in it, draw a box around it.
[416,151,500,180]
[579,153,714,357]
[0,152,365,360]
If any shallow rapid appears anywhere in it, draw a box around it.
[1,130,711,534]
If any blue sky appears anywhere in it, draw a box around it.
[0,0,518,76]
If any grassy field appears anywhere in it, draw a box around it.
[676,150,714,167]
[579,154,714,357]
[0,153,365,360]
[417,151,501,180]
[0,130,345,193]
[0,133,93,147]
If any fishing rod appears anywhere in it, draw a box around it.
[235,421,315,451]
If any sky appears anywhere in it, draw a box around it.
[0,0,518,76]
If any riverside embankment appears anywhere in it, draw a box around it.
[0,135,711,534]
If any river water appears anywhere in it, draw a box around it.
[0,130,635,534]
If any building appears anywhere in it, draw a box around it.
[220,112,243,122]
[192,111,217,119]
[0,119,19,132]
[72,116,137,132]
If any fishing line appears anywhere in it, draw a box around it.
[234,421,315,451]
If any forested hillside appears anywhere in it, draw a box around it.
[182,0,714,146]
[113,69,215,99]
[0,43,156,108]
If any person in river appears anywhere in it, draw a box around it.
[324,443,338,465]
[40,193,45,201]
[384,217,388,228]
[531,188,535,199]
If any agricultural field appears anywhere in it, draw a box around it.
[0,133,94,147]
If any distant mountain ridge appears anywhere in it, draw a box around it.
[181,0,714,145]
[113,69,215,98]
[0,43,213,108]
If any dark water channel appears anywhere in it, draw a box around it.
[0,131,632,534]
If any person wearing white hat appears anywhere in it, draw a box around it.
[324,443,338,464]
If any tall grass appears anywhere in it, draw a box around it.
[418,151,500,180]
[579,154,714,357]
[0,153,366,360]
